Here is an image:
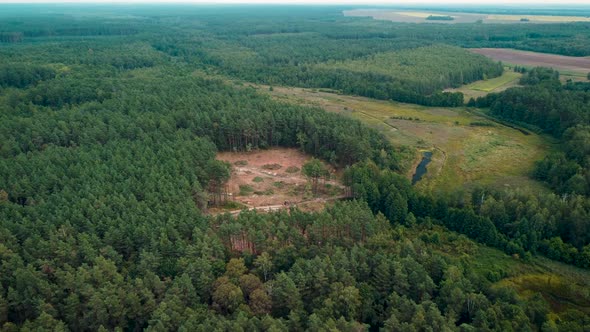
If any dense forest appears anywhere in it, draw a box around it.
[1,4,590,331]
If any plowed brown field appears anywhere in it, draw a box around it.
[470,48,590,75]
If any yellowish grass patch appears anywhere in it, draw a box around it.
[259,85,552,194]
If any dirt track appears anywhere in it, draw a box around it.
[226,195,348,216]
[470,48,590,75]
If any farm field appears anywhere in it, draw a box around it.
[487,14,590,22]
[344,9,590,24]
[445,69,522,101]
[470,48,590,77]
[344,9,486,24]
[343,9,478,24]
[260,85,552,194]
[215,148,345,213]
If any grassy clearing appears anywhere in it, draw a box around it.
[468,70,521,91]
[260,85,552,194]
[446,69,522,101]
[496,274,590,314]
[407,225,590,316]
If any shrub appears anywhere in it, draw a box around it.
[262,163,282,170]
[239,185,254,196]
[285,166,300,173]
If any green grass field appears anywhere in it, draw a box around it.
[262,85,552,194]
[468,70,522,91]
[446,69,522,101]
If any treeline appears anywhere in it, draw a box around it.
[470,68,589,136]
[0,64,55,89]
[22,26,138,38]
[1,39,164,71]
[344,162,590,269]
[470,68,590,196]
[471,188,590,267]
[461,68,590,266]
[313,45,502,105]
[426,15,455,21]
[219,63,468,106]
[194,41,500,106]
[4,5,590,106]
[3,5,590,58]
[194,7,590,56]
[534,125,590,195]
[0,32,22,43]
[0,15,142,41]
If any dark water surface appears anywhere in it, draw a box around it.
[412,151,432,185]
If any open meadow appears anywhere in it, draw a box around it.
[445,69,522,101]
[462,70,521,92]
[260,85,552,194]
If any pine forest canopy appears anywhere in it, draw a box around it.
[0,4,589,331]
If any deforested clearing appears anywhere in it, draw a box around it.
[215,148,345,212]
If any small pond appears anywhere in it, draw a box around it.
[412,151,432,185]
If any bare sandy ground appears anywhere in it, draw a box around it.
[216,148,343,209]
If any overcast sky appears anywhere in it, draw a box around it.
[0,0,589,5]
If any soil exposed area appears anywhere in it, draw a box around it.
[216,148,345,212]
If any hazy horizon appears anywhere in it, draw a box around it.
[0,0,589,6]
